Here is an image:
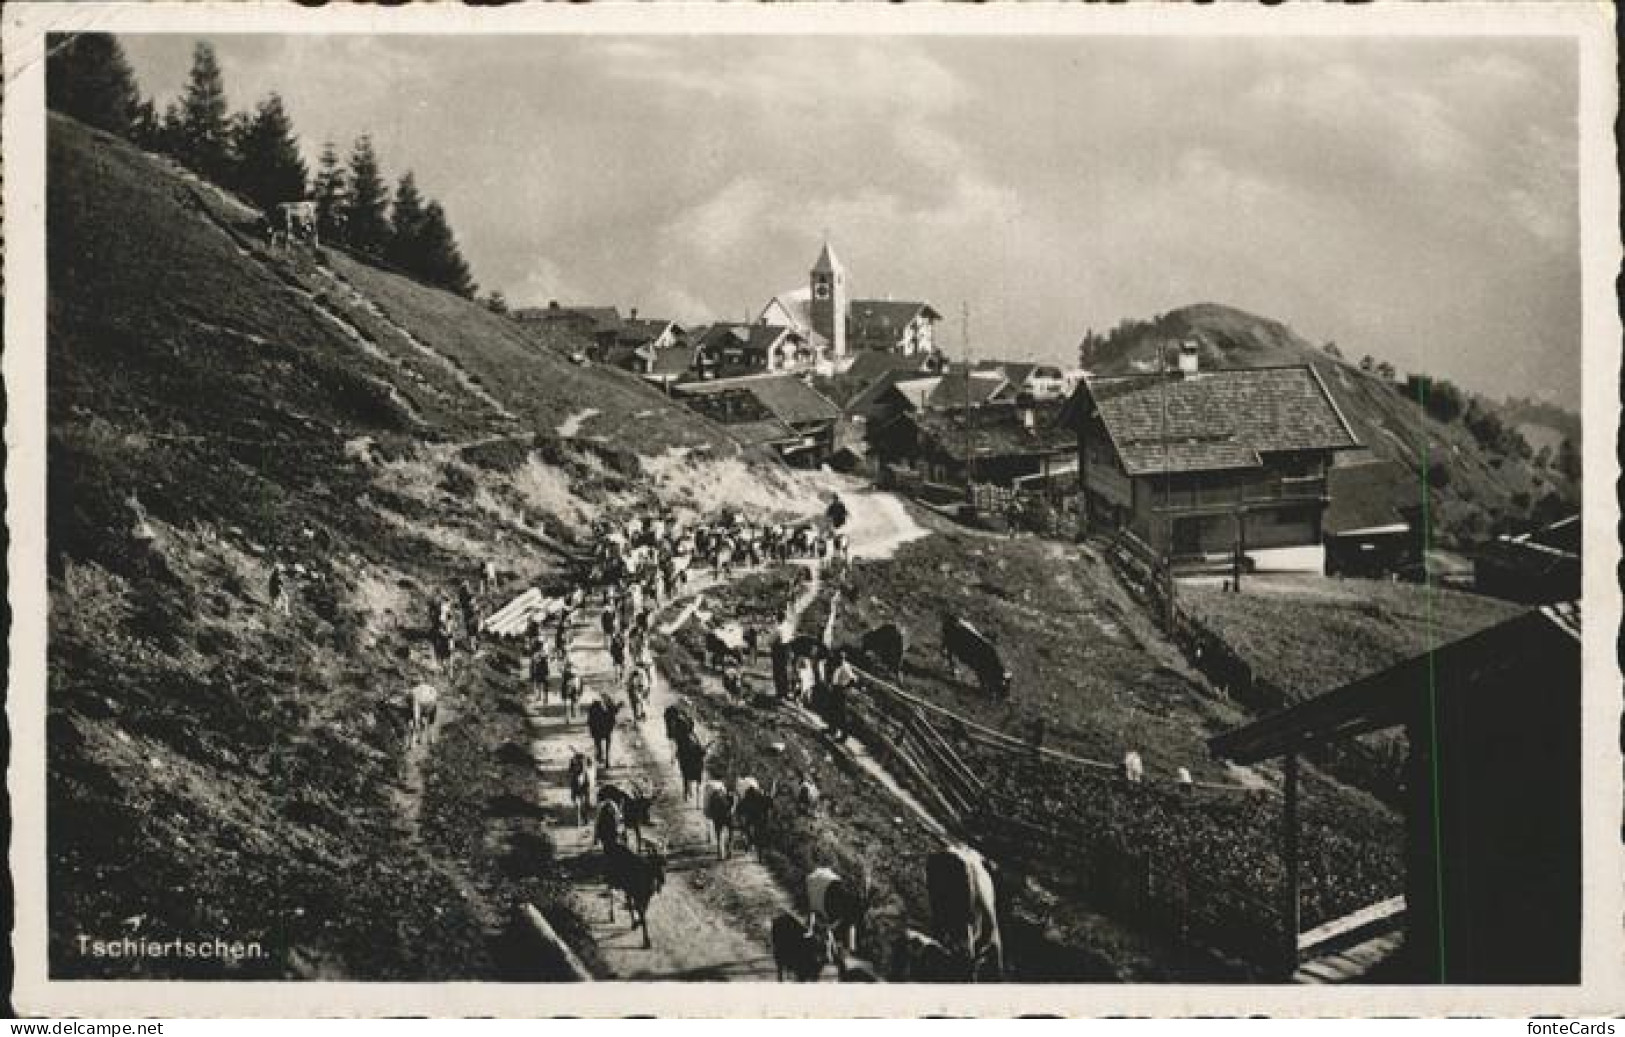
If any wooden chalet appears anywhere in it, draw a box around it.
[1063,350,1362,565]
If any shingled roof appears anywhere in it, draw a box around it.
[677,374,841,427]
[912,400,1074,461]
[1324,459,1423,534]
[1079,366,1360,476]
[848,300,942,349]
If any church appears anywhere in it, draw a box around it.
[758,242,942,373]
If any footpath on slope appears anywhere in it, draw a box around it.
[525,574,794,980]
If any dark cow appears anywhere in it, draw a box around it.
[587,698,623,768]
[733,777,773,857]
[859,622,907,676]
[675,731,709,803]
[598,781,655,850]
[770,912,835,982]
[704,627,745,669]
[593,799,623,855]
[703,781,738,859]
[604,837,667,949]
[664,704,695,756]
[925,844,1004,982]
[940,616,1012,699]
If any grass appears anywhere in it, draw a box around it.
[1181,575,1525,703]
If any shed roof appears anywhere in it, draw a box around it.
[1325,460,1423,536]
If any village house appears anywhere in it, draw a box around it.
[1063,344,1362,569]
[978,360,1075,403]
[1322,459,1426,578]
[513,302,624,355]
[1473,513,1581,604]
[690,322,821,380]
[759,241,942,370]
[871,397,1075,491]
[673,373,843,466]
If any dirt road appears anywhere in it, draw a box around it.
[520,484,930,980]
[525,578,793,980]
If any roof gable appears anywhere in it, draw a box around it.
[1081,365,1360,476]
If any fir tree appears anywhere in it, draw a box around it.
[46,32,142,137]
[177,42,233,182]
[415,200,476,298]
[386,172,428,273]
[233,93,308,210]
[343,135,391,255]
[312,141,349,243]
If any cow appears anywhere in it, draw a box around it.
[406,683,439,748]
[889,929,964,983]
[587,698,623,769]
[664,704,695,757]
[925,843,1004,982]
[704,626,745,669]
[807,867,870,953]
[593,798,623,855]
[733,777,773,856]
[796,777,821,815]
[1121,750,1144,785]
[703,780,738,860]
[940,616,1012,700]
[859,622,907,677]
[603,837,667,949]
[273,200,318,247]
[597,781,655,850]
[561,667,585,722]
[675,731,709,804]
[567,748,596,827]
[770,911,836,982]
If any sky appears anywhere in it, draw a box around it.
[120,33,1581,405]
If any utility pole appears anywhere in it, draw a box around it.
[961,301,973,508]
[1160,341,1177,630]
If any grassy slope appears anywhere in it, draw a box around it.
[1182,575,1525,703]
[44,114,754,979]
[1085,303,1578,545]
[669,518,1402,976]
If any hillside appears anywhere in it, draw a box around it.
[1080,303,1579,546]
[44,113,818,979]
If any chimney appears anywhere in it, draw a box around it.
[1021,405,1036,432]
[1177,340,1200,377]
[630,307,639,321]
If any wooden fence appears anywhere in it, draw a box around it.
[833,660,1289,970]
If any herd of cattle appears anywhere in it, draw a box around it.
[399,504,1011,981]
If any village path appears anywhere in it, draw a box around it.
[519,481,931,980]
[525,575,794,980]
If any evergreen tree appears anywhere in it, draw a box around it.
[485,291,509,316]
[343,135,391,255]
[177,42,233,182]
[386,171,428,272]
[1555,438,1581,482]
[233,93,308,210]
[311,141,349,243]
[415,200,476,297]
[46,32,142,136]
[128,97,161,150]
[156,100,186,157]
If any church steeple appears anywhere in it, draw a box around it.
[809,239,847,359]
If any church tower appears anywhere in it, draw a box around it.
[809,240,848,360]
